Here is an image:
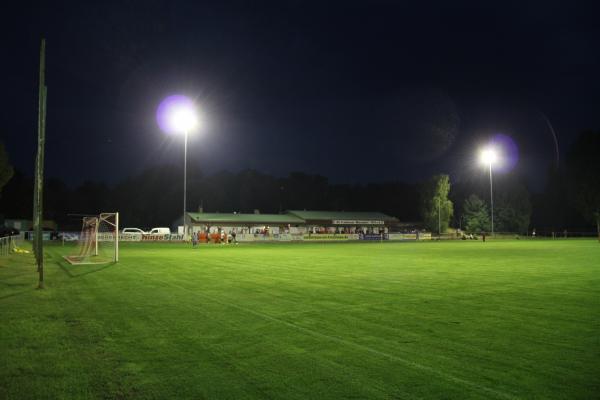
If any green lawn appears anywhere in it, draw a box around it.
[1,240,599,399]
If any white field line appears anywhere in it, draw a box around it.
[134,272,519,400]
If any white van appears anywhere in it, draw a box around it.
[122,228,147,235]
[148,227,171,235]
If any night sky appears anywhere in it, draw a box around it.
[2,1,599,188]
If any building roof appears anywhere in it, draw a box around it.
[287,210,398,223]
[187,212,305,225]
[186,211,398,226]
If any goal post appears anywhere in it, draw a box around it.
[64,212,119,265]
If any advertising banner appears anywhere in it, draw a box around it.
[60,232,138,242]
[120,233,142,242]
[302,234,359,241]
[58,232,186,242]
[23,231,58,241]
[275,233,304,241]
[388,233,415,241]
[332,220,384,225]
[387,233,431,241]
[359,234,388,241]
[236,233,304,242]
[60,232,79,241]
[236,233,256,242]
[141,233,184,241]
[56,231,432,243]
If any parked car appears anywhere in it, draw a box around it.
[122,228,147,235]
[148,227,170,235]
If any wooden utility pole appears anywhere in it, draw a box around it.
[33,38,47,289]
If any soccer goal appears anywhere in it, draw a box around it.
[64,212,119,265]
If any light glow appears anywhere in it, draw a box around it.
[169,107,197,132]
[490,133,518,172]
[480,147,499,166]
[156,95,198,134]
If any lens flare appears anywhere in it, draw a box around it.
[490,133,519,172]
[480,148,498,165]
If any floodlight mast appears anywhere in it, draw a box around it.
[488,161,494,236]
[438,197,441,237]
[183,128,188,241]
[480,148,498,236]
[156,95,198,241]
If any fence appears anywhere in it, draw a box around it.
[529,231,599,239]
[432,231,598,240]
[0,235,19,256]
[13,230,599,244]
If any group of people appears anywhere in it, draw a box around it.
[191,228,237,246]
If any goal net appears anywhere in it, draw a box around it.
[64,212,119,265]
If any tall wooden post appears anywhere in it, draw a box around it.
[115,212,119,262]
[33,38,47,289]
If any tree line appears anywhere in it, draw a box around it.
[0,130,598,235]
[0,166,423,230]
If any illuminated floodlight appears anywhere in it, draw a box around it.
[169,107,197,133]
[155,94,200,242]
[478,145,501,236]
[480,147,499,166]
[156,95,198,134]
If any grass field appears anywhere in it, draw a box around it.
[1,240,599,399]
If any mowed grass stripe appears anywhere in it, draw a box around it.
[51,248,404,398]
[64,244,510,396]
[54,255,414,399]
[128,266,519,400]
[119,239,596,398]
[116,241,596,396]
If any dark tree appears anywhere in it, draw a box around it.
[566,130,600,239]
[493,179,532,234]
[420,175,453,234]
[0,171,33,219]
[0,142,14,196]
[462,195,490,233]
[0,164,436,230]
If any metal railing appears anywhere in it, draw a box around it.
[527,230,599,239]
[430,231,599,240]
[0,235,19,256]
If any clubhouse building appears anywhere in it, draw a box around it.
[181,210,399,241]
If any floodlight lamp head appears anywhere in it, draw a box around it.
[169,107,198,133]
[156,95,199,135]
[480,148,498,166]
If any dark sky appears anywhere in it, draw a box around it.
[2,1,599,188]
